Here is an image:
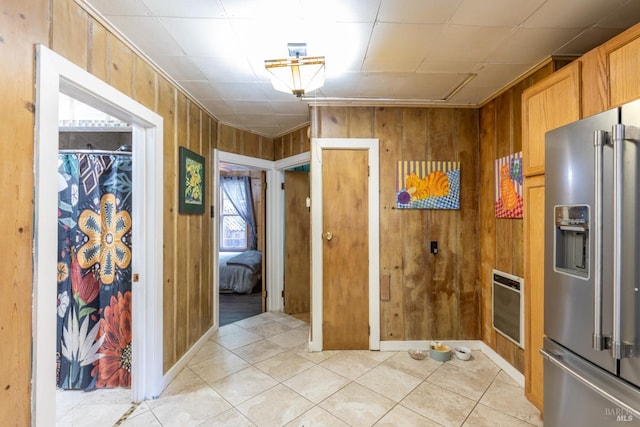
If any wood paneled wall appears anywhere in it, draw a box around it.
[478,61,562,372]
[0,0,269,423]
[50,0,220,375]
[0,0,604,422]
[0,1,49,425]
[218,123,274,160]
[274,125,311,160]
[311,106,481,341]
[54,0,218,372]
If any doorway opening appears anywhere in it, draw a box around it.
[34,45,164,425]
[56,94,135,394]
[214,151,274,328]
[213,150,311,329]
[283,165,311,323]
[218,165,266,326]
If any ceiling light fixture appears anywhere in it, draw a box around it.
[265,43,325,97]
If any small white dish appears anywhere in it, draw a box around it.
[454,346,471,361]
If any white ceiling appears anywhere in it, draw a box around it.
[85,0,640,138]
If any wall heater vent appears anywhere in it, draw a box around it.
[492,269,525,349]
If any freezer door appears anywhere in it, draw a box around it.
[544,108,618,374]
[542,338,640,427]
[618,100,640,389]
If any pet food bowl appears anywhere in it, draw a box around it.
[408,349,428,360]
[454,346,472,361]
[429,342,451,362]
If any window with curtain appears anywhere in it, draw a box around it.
[220,176,257,251]
[220,191,247,250]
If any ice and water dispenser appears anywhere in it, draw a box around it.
[554,205,589,278]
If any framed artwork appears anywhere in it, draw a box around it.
[494,151,523,218]
[396,160,460,209]
[179,147,205,214]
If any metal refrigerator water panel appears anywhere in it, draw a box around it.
[544,107,618,374]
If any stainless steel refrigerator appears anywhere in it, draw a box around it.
[543,100,640,426]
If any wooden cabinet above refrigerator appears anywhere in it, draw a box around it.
[581,24,640,118]
[522,61,582,178]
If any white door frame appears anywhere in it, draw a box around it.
[214,151,279,319]
[274,152,311,313]
[33,45,164,426]
[213,150,310,322]
[309,138,380,351]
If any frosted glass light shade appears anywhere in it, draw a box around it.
[265,56,325,97]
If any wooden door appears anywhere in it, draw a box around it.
[284,171,310,314]
[322,149,369,350]
[523,175,545,410]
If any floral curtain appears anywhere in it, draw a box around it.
[56,153,133,390]
[221,176,257,250]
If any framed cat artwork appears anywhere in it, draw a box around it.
[494,152,523,218]
[396,160,460,209]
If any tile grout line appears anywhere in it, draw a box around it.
[457,366,502,426]
[140,313,538,426]
[187,325,324,424]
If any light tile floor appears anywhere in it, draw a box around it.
[57,312,542,426]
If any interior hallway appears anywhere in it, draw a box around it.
[57,312,542,426]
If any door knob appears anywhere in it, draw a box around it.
[324,231,333,241]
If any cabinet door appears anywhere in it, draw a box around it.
[523,175,545,410]
[522,62,581,177]
[580,48,609,118]
[608,33,640,107]
[578,23,640,116]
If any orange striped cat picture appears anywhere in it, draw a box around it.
[396,161,460,209]
[495,152,523,218]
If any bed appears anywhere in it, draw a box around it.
[219,250,262,293]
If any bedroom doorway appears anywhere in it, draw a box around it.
[213,150,311,329]
[218,167,266,326]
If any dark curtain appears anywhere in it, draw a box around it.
[56,153,133,390]
[221,176,257,250]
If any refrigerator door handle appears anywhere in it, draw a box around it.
[592,130,610,351]
[540,347,640,418]
[611,124,638,359]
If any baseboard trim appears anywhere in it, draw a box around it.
[160,332,524,394]
[480,342,524,387]
[160,324,219,391]
[378,340,482,352]
[378,339,524,387]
